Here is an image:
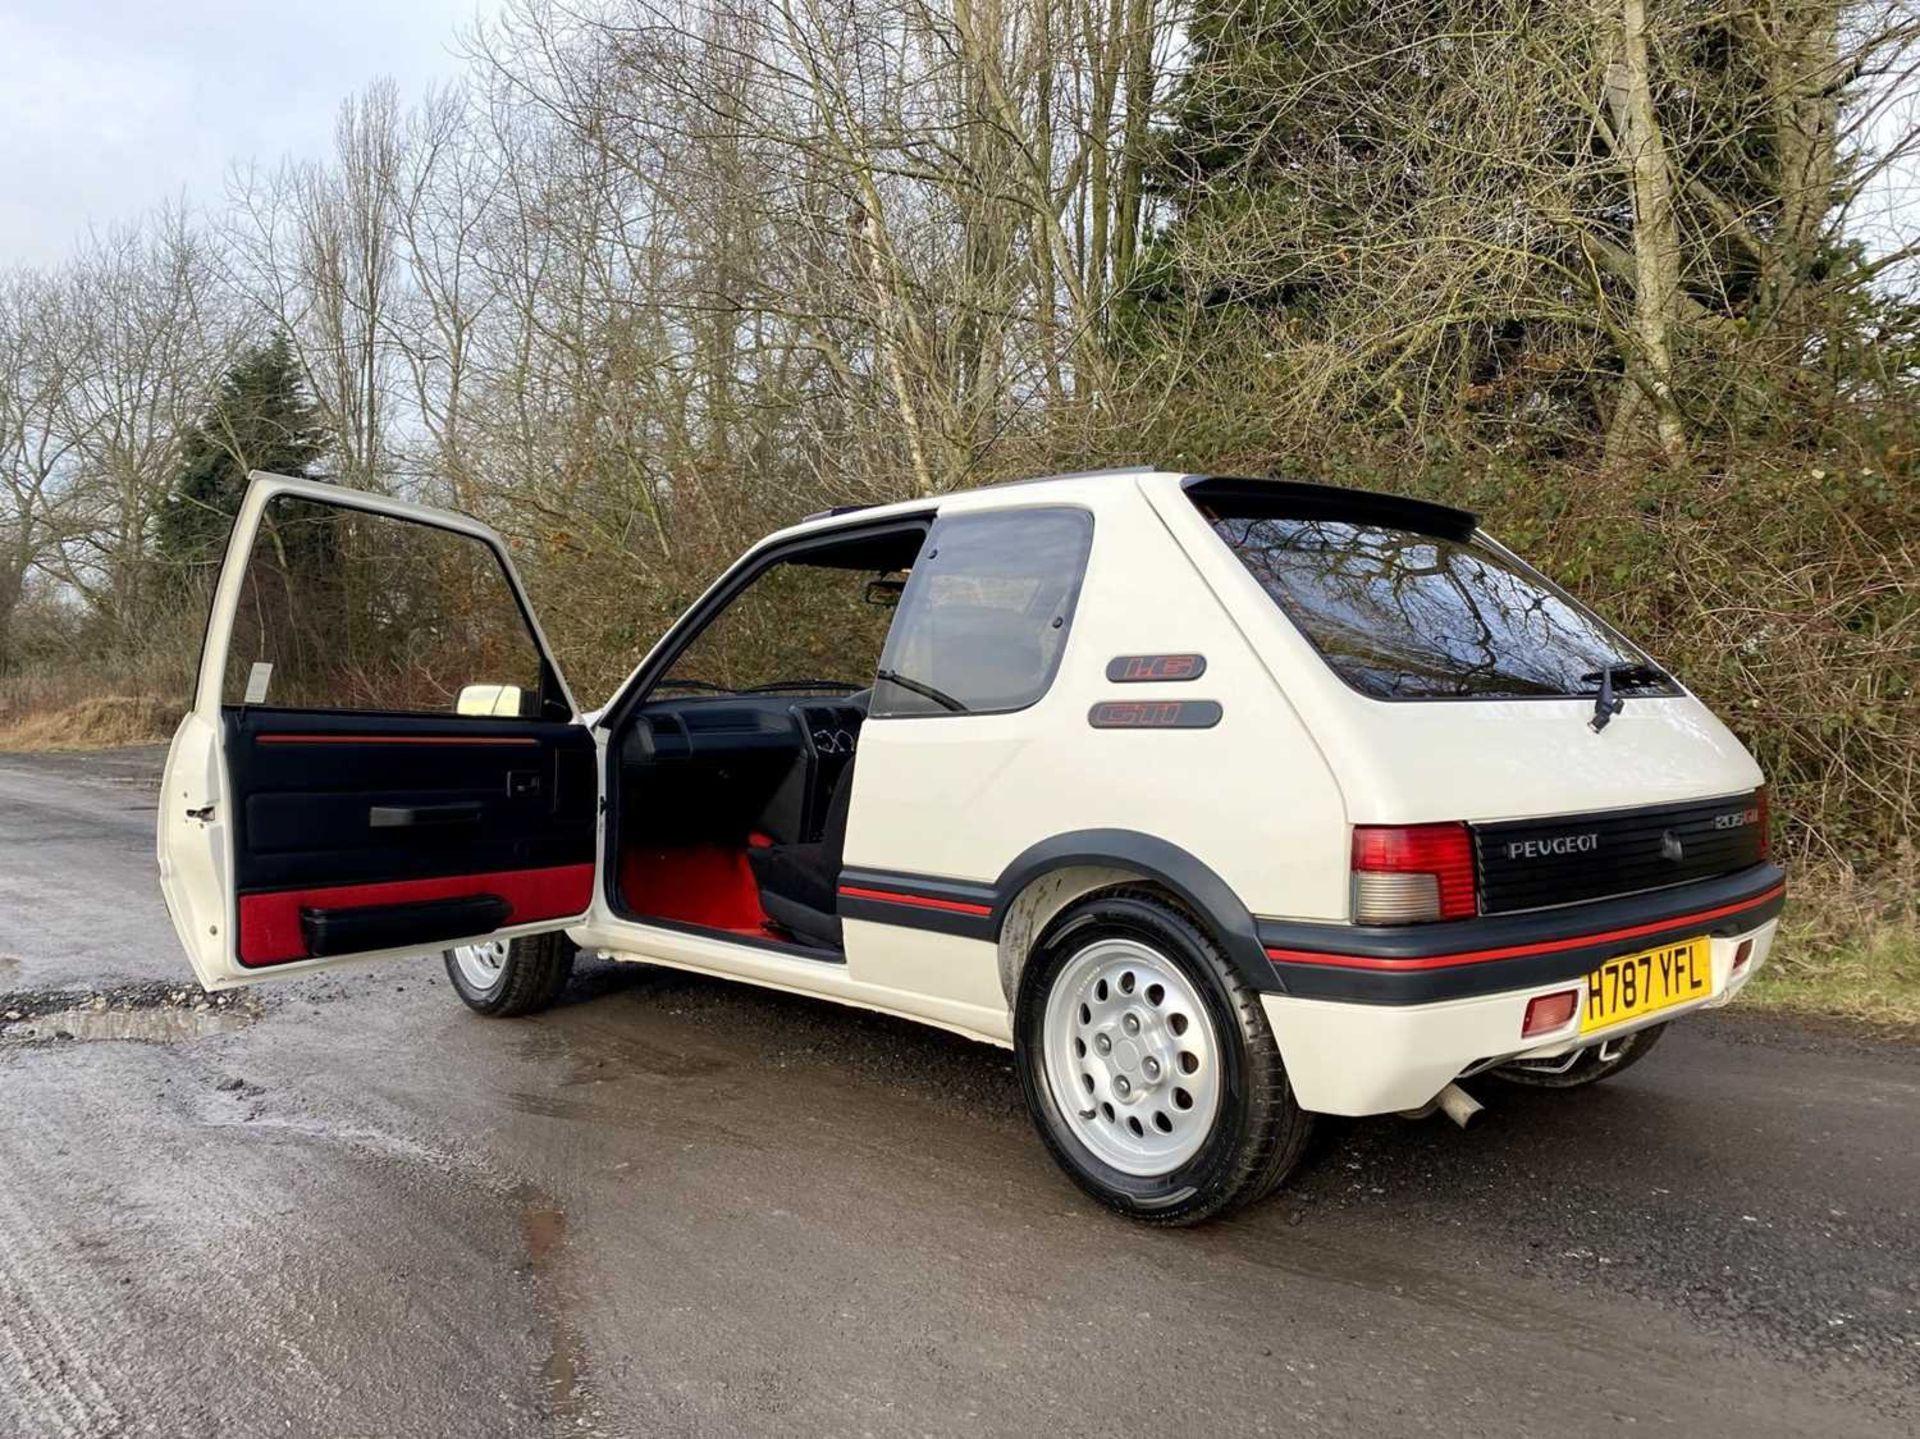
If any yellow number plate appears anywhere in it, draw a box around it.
[1581,937,1711,1033]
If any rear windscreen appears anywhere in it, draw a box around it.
[1203,504,1672,700]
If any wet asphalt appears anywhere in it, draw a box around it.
[0,747,1914,1437]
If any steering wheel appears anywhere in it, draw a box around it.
[788,702,863,840]
[793,701,862,757]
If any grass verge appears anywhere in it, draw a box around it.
[0,694,178,751]
[1742,866,1919,1033]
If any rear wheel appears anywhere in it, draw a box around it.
[1492,1022,1667,1089]
[444,931,576,1017]
[1015,891,1312,1226]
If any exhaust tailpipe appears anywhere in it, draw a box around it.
[1435,1082,1483,1130]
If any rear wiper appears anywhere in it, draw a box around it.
[1581,663,1668,691]
[875,667,968,713]
[1580,663,1668,732]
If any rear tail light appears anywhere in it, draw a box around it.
[1352,823,1477,924]
[1522,988,1579,1038]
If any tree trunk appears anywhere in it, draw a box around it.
[1763,1,1842,327]
[0,560,23,675]
[1602,0,1687,464]
[1113,0,1154,287]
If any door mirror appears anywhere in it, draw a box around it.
[456,683,526,717]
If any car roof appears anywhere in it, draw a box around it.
[764,467,1167,545]
[770,467,1479,549]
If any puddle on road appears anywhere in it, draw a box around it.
[5,1005,253,1043]
[0,983,260,1045]
[519,1189,592,1427]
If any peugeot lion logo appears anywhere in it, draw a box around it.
[1661,830,1686,862]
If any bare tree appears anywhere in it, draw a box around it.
[0,272,84,668]
[226,81,404,491]
[51,216,228,640]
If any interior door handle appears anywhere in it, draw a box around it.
[369,802,484,829]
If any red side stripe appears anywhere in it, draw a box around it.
[238,861,595,966]
[255,734,540,747]
[837,885,994,917]
[1265,883,1785,971]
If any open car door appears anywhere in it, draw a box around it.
[157,473,599,991]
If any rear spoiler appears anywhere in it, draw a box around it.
[1183,475,1479,542]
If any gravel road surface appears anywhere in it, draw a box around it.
[0,747,1914,1437]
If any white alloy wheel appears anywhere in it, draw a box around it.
[450,938,510,992]
[1040,936,1224,1176]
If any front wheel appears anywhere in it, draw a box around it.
[1014,891,1312,1226]
[444,932,576,1017]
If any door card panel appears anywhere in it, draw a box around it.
[226,709,596,966]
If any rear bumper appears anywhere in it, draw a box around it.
[1263,918,1777,1115]
[1258,863,1784,1003]
[1254,865,1784,1116]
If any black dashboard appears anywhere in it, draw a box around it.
[615,694,866,847]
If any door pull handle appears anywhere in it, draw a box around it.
[369,802,484,829]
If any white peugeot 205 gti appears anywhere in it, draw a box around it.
[157,468,1784,1224]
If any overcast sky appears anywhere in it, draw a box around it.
[1,1,1912,277]
[0,0,490,268]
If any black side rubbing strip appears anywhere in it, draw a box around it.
[842,836,1280,992]
[836,867,998,942]
[837,845,1784,1011]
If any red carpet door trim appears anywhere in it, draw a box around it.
[237,862,595,966]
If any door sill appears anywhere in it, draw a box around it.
[606,910,846,964]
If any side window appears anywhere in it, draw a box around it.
[656,557,909,696]
[220,494,556,718]
[871,507,1093,717]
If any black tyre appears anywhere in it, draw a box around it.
[1492,1021,1668,1089]
[1014,890,1312,1226]
[443,931,577,1017]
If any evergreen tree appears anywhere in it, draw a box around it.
[1124,1,1859,452]
[157,337,328,575]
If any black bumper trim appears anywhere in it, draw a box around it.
[1260,864,1785,1005]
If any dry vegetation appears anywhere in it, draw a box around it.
[0,695,173,752]
[1748,862,1919,1030]
[0,0,1915,1018]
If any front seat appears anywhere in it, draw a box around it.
[749,763,853,948]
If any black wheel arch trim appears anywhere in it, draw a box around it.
[988,830,1276,991]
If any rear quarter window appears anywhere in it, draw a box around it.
[1201,499,1670,701]
[871,507,1093,717]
